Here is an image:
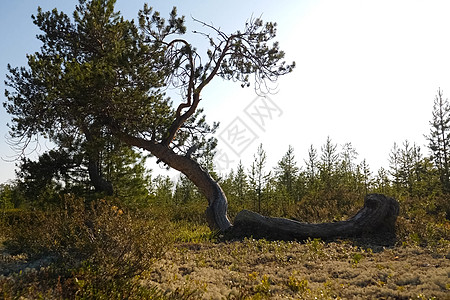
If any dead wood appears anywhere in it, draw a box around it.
[230,193,399,241]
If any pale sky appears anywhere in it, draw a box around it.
[1,0,450,184]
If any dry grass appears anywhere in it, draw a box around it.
[147,238,450,299]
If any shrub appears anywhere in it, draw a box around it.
[2,195,174,298]
[396,196,450,250]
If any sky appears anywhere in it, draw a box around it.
[1,0,450,184]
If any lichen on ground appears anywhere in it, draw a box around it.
[147,238,450,299]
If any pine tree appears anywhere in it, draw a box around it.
[152,175,174,205]
[399,140,416,194]
[389,142,402,193]
[106,145,152,207]
[389,140,427,196]
[173,174,198,204]
[426,88,450,193]
[0,184,15,209]
[234,161,249,208]
[4,0,169,196]
[339,142,359,189]
[248,144,271,213]
[305,144,319,188]
[319,137,339,190]
[356,159,372,195]
[373,167,391,195]
[4,0,294,231]
[275,145,299,204]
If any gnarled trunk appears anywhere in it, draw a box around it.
[117,133,232,231]
[118,133,399,240]
[231,193,399,240]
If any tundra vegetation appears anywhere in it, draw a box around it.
[1,0,449,299]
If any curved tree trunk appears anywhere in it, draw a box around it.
[117,133,400,240]
[230,193,399,240]
[117,133,232,231]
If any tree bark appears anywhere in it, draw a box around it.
[87,158,114,196]
[230,193,399,240]
[82,126,114,196]
[117,133,232,231]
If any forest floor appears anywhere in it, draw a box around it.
[146,238,450,299]
[1,237,449,299]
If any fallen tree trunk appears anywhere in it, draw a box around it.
[230,194,399,241]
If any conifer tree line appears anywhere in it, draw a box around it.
[155,88,450,221]
[2,89,449,222]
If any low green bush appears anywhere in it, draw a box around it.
[1,195,174,299]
